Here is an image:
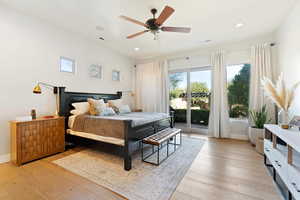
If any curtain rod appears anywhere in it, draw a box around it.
[167,42,276,62]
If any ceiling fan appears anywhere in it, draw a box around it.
[120,6,191,39]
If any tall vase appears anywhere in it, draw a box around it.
[278,109,290,129]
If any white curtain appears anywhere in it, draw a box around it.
[249,44,274,121]
[208,50,231,138]
[135,60,169,113]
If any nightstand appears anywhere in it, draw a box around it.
[10,116,65,166]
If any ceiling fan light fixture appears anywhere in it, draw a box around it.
[120,5,191,39]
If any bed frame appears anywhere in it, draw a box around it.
[58,87,174,171]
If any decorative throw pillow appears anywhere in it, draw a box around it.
[87,98,106,115]
[71,102,89,114]
[108,99,123,113]
[100,107,116,116]
[119,105,131,114]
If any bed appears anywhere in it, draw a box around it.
[58,87,174,170]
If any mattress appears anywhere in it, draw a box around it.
[67,129,124,146]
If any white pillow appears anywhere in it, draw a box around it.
[119,105,131,114]
[70,109,82,115]
[71,102,89,114]
[100,107,116,116]
[108,99,123,108]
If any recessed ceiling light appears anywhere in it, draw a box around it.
[134,47,140,51]
[199,40,211,43]
[96,26,104,31]
[235,23,244,28]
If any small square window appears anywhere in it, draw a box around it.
[112,70,120,81]
[60,57,75,73]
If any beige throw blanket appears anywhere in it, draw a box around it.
[72,115,126,139]
[71,112,170,139]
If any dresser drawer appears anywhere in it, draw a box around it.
[288,165,300,200]
[272,148,288,182]
[265,143,288,183]
[264,140,273,159]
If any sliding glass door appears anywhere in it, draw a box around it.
[169,67,212,133]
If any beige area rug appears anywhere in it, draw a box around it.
[53,136,205,200]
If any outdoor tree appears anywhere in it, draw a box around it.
[228,64,250,117]
[191,82,209,93]
[169,73,183,90]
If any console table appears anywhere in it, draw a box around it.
[264,124,300,200]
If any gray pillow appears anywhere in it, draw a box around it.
[119,105,131,114]
[100,107,116,116]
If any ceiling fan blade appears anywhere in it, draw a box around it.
[126,30,149,39]
[120,15,148,28]
[155,6,175,25]
[161,26,191,33]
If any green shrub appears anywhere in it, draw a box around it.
[173,109,210,126]
[229,105,248,118]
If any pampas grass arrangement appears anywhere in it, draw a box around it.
[261,74,300,128]
[261,74,300,112]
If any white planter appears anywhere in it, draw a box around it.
[248,127,264,145]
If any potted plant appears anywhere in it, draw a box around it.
[249,105,269,146]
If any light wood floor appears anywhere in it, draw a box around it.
[171,135,281,200]
[0,136,281,200]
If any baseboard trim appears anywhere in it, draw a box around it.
[0,154,10,164]
[230,134,249,141]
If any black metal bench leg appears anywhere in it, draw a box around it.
[157,146,160,165]
[141,142,144,160]
[288,191,293,200]
[174,136,176,152]
[273,168,276,182]
[167,140,169,157]
[124,156,132,171]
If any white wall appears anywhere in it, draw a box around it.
[276,1,300,117]
[0,5,134,159]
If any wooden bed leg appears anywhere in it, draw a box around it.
[124,156,132,171]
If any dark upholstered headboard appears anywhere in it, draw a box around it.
[58,87,122,127]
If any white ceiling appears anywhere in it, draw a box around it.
[0,0,297,59]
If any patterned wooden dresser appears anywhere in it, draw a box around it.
[10,117,65,165]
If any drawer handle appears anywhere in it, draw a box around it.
[265,148,270,152]
[275,160,282,167]
[292,182,300,192]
